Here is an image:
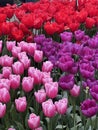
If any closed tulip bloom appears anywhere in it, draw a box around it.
[20,56,31,70]
[0,88,10,103]
[0,102,6,118]
[42,61,53,72]
[2,67,12,78]
[59,74,74,90]
[45,82,58,98]
[15,96,27,112]
[90,85,98,101]
[32,127,43,130]
[0,78,10,91]
[34,50,43,63]
[0,55,13,67]
[9,74,20,89]
[60,32,73,42]
[42,99,56,117]
[8,128,16,130]
[70,84,80,97]
[34,89,46,103]
[28,113,40,129]
[18,41,28,52]
[55,98,68,114]
[42,72,53,85]
[6,41,16,51]
[81,99,98,117]
[12,46,21,58]
[12,61,24,75]
[27,43,37,56]
[74,30,85,41]
[22,77,34,92]
[28,67,43,84]
[0,40,2,53]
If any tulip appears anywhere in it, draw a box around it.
[8,128,16,130]
[81,99,98,117]
[34,50,43,63]
[6,41,16,51]
[28,113,40,129]
[2,67,12,78]
[9,74,20,89]
[18,41,28,52]
[11,46,21,58]
[18,52,27,60]
[0,102,6,118]
[70,84,80,97]
[0,88,10,103]
[32,127,43,130]
[45,82,58,98]
[0,78,10,91]
[12,61,24,75]
[42,99,56,117]
[55,98,68,114]
[22,77,34,92]
[15,96,27,112]
[0,40,2,53]
[90,85,98,101]
[42,61,53,72]
[27,43,37,56]
[60,31,73,42]
[74,30,85,41]
[34,89,46,103]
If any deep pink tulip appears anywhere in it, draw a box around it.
[6,41,16,51]
[18,41,28,52]
[27,43,36,56]
[42,99,56,117]
[12,61,24,75]
[22,77,34,92]
[34,50,43,63]
[70,84,80,97]
[55,98,68,114]
[2,67,12,78]
[0,78,10,91]
[0,102,6,118]
[0,40,2,53]
[0,88,10,103]
[9,74,20,89]
[0,55,13,67]
[12,46,21,58]
[28,67,43,84]
[42,61,53,72]
[34,89,46,104]
[28,113,40,129]
[45,82,58,98]
[15,96,27,112]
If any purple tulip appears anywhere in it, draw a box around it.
[74,30,85,41]
[81,99,98,117]
[90,85,98,101]
[60,32,73,42]
[59,74,74,90]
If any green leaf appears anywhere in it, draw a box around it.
[15,121,25,130]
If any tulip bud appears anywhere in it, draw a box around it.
[0,102,6,118]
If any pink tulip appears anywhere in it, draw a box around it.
[0,102,6,118]
[27,43,37,56]
[55,98,68,114]
[42,99,56,117]
[0,74,3,79]
[34,89,46,104]
[12,46,21,58]
[70,84,80,97]
[6,41,16,51]
[42,61,53,72]
[18,52,27,60]
[12,61,24,75]
[22,77,34,92]
[9,74,20,89]
[0,55,13,67]
[28,67,43,84]
[42,72,53,85]
[8,128,16,130]
[0,78,10,91]
[0,88,10,103]
[34,50,43,63]
[15,96,27,112]
[18,41,28,52]
[2,67,12,78]
[45,82,58,98]
[0,40,2,53]
[20,57,31,70]
[28,113,40,129]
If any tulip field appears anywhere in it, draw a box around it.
[0,0,98,130]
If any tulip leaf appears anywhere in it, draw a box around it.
[15,121,25,130]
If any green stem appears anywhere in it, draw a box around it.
[73,98,76,127]
[90,118,93,130]
[61,115,64,130]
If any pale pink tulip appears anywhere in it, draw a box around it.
[70,84,80,97]
[2,67,12,78]
[0,88,10,103]
[0,102,6,118]
[28,113,40,129]
[0,78,10,91]
[12,46,21,58]
[20,57,31,70]
[34,50,43,63]
[27,43,36,56]
[42,61,53,72]
[15,96,27,112]
[6,41,16,51]
[18,52,27,60]
[8,128,16,130]
[18,41,28,52]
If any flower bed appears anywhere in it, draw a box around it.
[0,0,98,130]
